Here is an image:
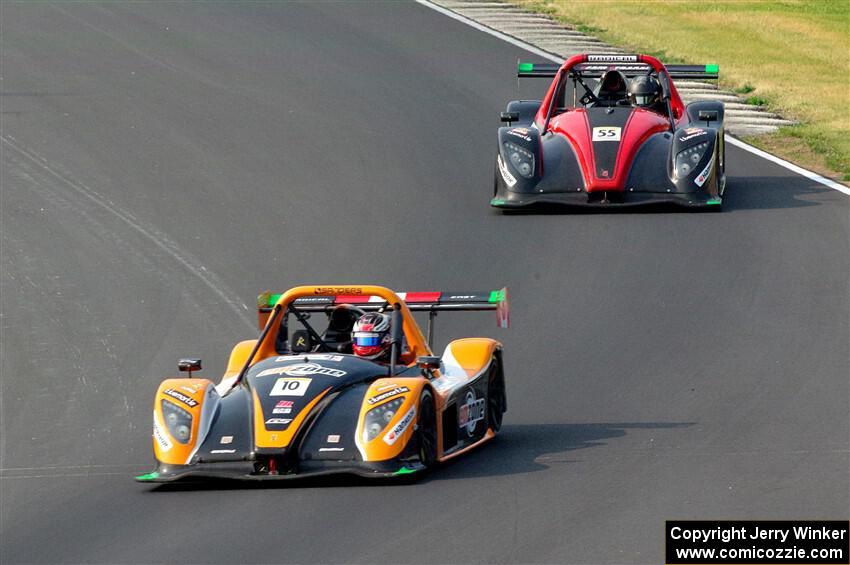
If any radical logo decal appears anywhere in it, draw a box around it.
[458,389,486,437]
[588,54,637,62]
[258,363,346,378]
[383,405,416,445]
[269,377,312,397]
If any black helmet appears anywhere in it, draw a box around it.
[598,69,628,96]
[628,75,662,108]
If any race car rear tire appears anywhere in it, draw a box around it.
[487,356,506,433]
[417,388,437,469]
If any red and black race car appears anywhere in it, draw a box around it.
[491,53,727,209]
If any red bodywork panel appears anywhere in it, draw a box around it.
[534,54,688,192]
[550,109,672,192]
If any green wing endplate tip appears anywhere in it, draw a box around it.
[393,467,418,476]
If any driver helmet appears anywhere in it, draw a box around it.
[598,69,628,96]
[628,75,662,108]
[352,313,392,359]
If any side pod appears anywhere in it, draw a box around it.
[443,338,502,377]
[354,378,427,463]
[670,125,721,195]
[152,379,219,465]
[496,126,542,191]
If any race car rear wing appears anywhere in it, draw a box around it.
[257,288,510,346]
[518,61,719,80]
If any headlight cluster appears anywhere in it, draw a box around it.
[161,400,192,444]
[362,397,405,443]
[503,141,535,178]
[675,141,709,179]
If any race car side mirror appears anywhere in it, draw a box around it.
[416,356,441,371]
[698,110,718,125]
[500,111,519,124]
[178,358,202,376]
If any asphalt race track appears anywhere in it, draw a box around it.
[1,2,847,563]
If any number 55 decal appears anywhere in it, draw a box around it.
[592,127,622,141]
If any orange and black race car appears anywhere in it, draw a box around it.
[135,285,509,482]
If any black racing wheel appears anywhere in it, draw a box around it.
[416,388,437,469]
[487,355,506,433]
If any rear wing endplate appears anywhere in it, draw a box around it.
[518,61,719,80]
[257,288,510,330]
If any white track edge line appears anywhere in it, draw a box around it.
[723,137,850,195]
[416,0,849,196]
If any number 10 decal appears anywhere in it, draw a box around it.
[270,377,312,396]
[592,127,622,141]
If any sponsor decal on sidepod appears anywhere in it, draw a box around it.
[497,154,517,187]
[368,386,409,405]
[507,128,531,142]
[679,128,707,142]
[458,389,486,436]
[383,405,416,445]
[153,417,173,451]
[695,159,713,187]
[163,388,198,408]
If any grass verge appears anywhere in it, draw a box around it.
[513,0,850,183]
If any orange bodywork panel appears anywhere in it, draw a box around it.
[356,378,427,461]
[223,339,257,380]
[252,386,332,448]
[445,338,501,377]
[153,378,214,465]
